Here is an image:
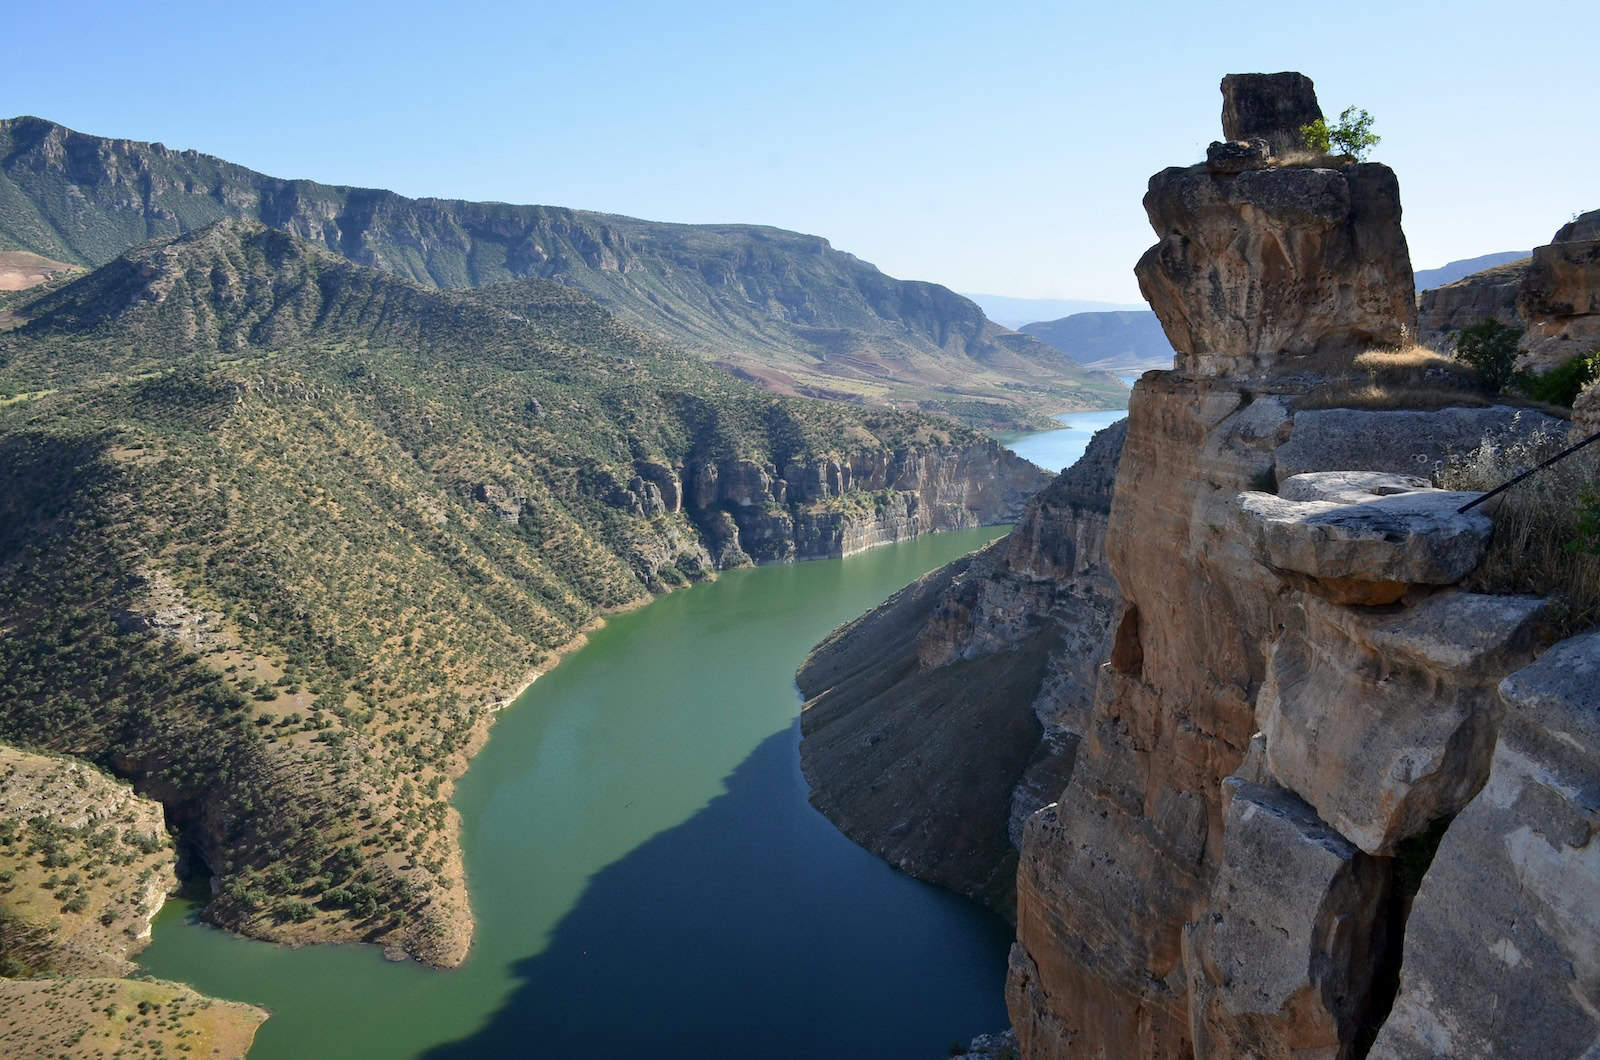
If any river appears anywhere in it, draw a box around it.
[138,527,1015,1058]
[995,406,1129,473]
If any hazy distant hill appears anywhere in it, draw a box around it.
[0,116,1124,428]
[1414,251,1529,292]
[1019,310,1174,375]
[961,293,1145,330]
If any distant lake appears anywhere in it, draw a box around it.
[139,528,1013,1059]
[996,406,1129,472]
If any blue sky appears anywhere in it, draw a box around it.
[6,0,1596,301]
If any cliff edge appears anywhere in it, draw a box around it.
[800,71,1599,1059]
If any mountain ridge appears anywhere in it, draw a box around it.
[0,115,1125,428]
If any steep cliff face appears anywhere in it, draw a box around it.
[681,441,1047,565]
[1519,208,1600,371]
[1416,257,1529,350]
[797,422,1125,911]
[1005,74,1596,1060]
[800,71,1599,1060]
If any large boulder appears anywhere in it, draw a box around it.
[1236,475,1491,603]
[1220,72,1322,155]
[1258,591,1547,855]
[1135,162,1416,376]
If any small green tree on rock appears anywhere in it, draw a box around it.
[1300,106,1381,160]
[1454,318,1523,392]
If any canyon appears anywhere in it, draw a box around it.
[801,73,1600,1058]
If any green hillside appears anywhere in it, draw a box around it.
[0,221,1039,964]
[0,116,1125,428]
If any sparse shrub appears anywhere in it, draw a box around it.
[1300,106,1381,160]
[1454,319,1524,392]
[1439,425,1600,632]
[1518,352,1600,408]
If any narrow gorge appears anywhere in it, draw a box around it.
[801,72,1600,1058]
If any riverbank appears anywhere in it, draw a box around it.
[138,528,1016,1059]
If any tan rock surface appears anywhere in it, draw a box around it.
[1518,209,1600,371]
[1135,161,1415,377]
[1371,632,1600,1058]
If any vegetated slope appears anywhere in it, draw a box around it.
[0,221,1044,966]
[1413,250,1529,292]
[1020,310,1174,375]
[0,115,1126,428]
[0,744,269,1056]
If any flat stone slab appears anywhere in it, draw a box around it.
[1239,477,1491,588]
[1278,470,1431,503]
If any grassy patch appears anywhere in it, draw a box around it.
[1440,432,1600,634]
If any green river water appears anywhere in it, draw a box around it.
[138,526,1014,1058]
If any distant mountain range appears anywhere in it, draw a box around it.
[0,116,1124,429]
[961,293,1145,330]
[1020,311,1175,375]
[1413,251,1529,292]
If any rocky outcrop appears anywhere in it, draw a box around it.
[1416,257,1529,350]
[1519,208,1600,371]
[1370,632,1600,1057]
[679,441,1048,565]
[1135,160,1415,376]
[797,70,1588,1060]
[1220,73,1322,154]
[1000,74,1582,1060]
[797,422,1125,912]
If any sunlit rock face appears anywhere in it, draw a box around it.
[1006,71,1574,1060]
[1518,208,1600,371]
[1134,163,1415,376]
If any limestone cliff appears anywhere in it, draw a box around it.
[1519,208,1600,370]
[681,441,1048,568]
[1416,257,1529,350]
[802,71,1600,1059]
[797,423,1124,911]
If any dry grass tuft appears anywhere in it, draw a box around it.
[1439,431,1600,634]
[1294,345,1571,417]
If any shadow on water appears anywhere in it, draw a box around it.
[425,725,1014,1060]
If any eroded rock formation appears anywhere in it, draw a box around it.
[1519,208,1600,370]
[797,423,1125,912]
[802,71,1600,1060]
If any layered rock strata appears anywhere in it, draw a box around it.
[681,441,1048,567]
[1005,74,1583,1060]
[797,422,1125,912]
[798,71,1596,1059]
[1416,257,1529,350]
[1519,208,1600,370]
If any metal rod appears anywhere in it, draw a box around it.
[1458,429,1600,513]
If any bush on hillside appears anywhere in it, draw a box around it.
[1518,352,1600,408]
[1453,319,1523,392]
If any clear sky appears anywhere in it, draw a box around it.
[5,0,1596,302]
